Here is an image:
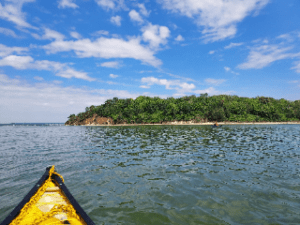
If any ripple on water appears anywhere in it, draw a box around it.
[0,125,300,224]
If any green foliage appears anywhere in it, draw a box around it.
[68,114,76,119]
[66,94,300,124]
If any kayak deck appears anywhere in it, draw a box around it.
[1,166,95,225]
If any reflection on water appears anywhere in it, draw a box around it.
[0,125,300,224]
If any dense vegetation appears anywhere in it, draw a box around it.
[66,94,300,124]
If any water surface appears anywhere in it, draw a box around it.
[0,125,300,224]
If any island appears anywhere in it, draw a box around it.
[65,94,300,126]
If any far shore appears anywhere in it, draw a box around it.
[67,121,300,126]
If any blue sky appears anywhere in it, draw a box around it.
[0,0,300,123]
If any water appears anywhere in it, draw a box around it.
[0,124,300,224]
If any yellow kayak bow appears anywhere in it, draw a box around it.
[1,166,95,225]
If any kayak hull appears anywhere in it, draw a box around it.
[1,166,95,225]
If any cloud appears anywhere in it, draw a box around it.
[129,10,144,23]
[224,42,244,49]
[53,80,63,84]
[291,61,300,73]
[0,0,37,29]
[205,78,226,86]
[138,4,150,17]
[276,33,294,42]
[141,23,170,49]
[193,87,229,95]
[0,44,28,57]
[99,61,121,68]
[0,74,138,123]
[0,27,17,37]
[141,76,196,94]
[109,73,118,78]
[32,28,65,40]
[95,0,126,10]
[139,85,150,88]
[58,0,78,9]
[92,30,109,36]
[238,44,299,69]
[158,0,270,42]
[34,76,44,81]
[70,31,81,39]
[95,0,115,9]
[56,68,93,81]
[224,66,239,75]
[165,72,196,82]
[110,15,121,26]
[224,66,230,72]
[0,55,95,81]
[208,50,215,55]
[175,35,184,41]
[43,36,162,67]
[0,55,33,69]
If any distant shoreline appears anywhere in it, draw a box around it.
[66,121,300,126]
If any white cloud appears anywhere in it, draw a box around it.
[0,0,37,29]
[208,50,215,55]
[58,0,78,9]
[140,75,232,97]
[129,10,143,24]
[70,31,81,39]
[141,76,196,94]
[139,85,150,88]
[224,42,243,49]
[291,61,300,73]
[0,44,28,57]
[34,76,44,81]
[224,66,230,71]
[193,87,220,95]
[0,55,33,69]
[276,33,294,42]
[238,44,299,69]
[95,0,126,10]
[0,74,138,123]
[141,23,170,49]
[138,4,150,17]
[158,0,270,42]
[99,61,121,68]
[166,73,196,82]
[175,35,184,41]
[53,80,63,84]
[205,78,226,86]
[95,0,115,9]
[110,15,121,26]
[0,27,17,37]
[0,55,95,81]
[109,73,118,78]
[289,80,299,84]
[92,30,109,36]
[56,68,92,81]
[224,66,239,75]
[43,37,162,67]
[32,28,65,40]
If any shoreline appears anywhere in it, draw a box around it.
[66,121,300,126]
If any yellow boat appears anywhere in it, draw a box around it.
[1,166,95,225]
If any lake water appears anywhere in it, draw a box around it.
[0,124,300,224]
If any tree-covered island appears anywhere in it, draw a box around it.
[65,94,300,125]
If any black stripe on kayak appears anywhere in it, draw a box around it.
[0,166,51,225]
[0,166,95,225]
[53,174,95,225]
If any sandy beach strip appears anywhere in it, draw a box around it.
[77,121,300,126]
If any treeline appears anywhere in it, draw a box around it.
[66,94,300,124]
